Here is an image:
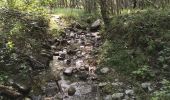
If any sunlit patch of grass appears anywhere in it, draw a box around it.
[51,8,85,18]
[49,15,59,30]
[120,9,148,15]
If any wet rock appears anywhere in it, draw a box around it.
[68,87,76,96]
[63,67,73,76]
[100,67,109,74]
[90,19,101,31]
[125,89,134,95]
[112,93,124,99]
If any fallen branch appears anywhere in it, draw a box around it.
[0,85,22,98]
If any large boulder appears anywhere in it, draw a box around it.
[90,19,101,31]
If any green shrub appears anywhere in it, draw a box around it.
[100,8,170,80]
[0,7,49,83]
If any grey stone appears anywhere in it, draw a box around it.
[112,93,124,99]
[79,66,86,71]
[100,67,109,74]
[51,45,57,50]
[63,67,73,76]
[125,89,134,95]
[141,82,151,89]
[141,82,152,92]
[91,19,101,31]
[99,82,108,87]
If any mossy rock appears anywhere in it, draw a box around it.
[102,83,114,94]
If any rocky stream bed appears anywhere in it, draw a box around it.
[0,16,153,100]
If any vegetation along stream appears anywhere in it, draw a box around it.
[0,0,170,100]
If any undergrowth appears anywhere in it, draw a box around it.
[99,8,170,99]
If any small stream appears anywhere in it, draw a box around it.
[30,16,102,100]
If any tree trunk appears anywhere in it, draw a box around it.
[99,0,110,30]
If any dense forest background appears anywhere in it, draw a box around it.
[0,0,170,100]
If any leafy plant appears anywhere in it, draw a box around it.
[132,65,155,81]
[152,79,170,100]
